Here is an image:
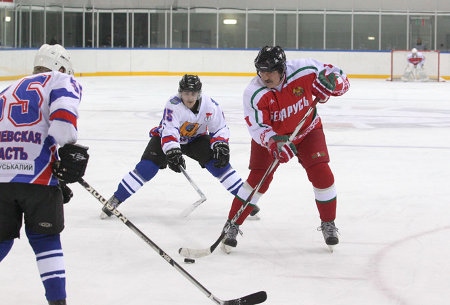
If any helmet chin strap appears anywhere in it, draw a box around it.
[182,98,200,114]
[273,74,285,90]
[190,99,200,114]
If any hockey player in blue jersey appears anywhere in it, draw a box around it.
[100,74,259,219]
[0,44,89,305]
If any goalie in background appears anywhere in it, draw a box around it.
[402,48,428,81]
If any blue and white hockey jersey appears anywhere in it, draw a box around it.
[150,94,230,154]
[0,71,82,185]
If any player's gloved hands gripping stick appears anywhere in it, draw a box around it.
[53,143,89,183]
[166,147,186,173]
[268,135,297,163]
[59,181,73,203]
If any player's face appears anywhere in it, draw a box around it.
[180,91,200,109]
[258,70,283,89]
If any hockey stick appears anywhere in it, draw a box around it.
[179,99,319,259]
[78,178,267,305]
[179,166,207,217]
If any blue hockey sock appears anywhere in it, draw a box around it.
[0,239,14,261]
[26,229,66,301]
[205,160,243,196]
[114,159,159,202]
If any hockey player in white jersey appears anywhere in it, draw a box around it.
[0,44,89,305]
[100,74,257,218]
[402,48,428,81]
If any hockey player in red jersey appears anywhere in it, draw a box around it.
[221,46,350,252]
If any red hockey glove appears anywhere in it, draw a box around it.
[268,135,297,163]
[318,70,337,91]
[312,70,337,101]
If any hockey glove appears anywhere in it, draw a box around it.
[312,69,337,102]
[268,135,297,163]
[166,148,185,173]
[52,143,89,183]
[59,181,73,204]
[212,142,230,168]
[318,69,337,91]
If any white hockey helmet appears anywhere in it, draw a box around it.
[33,44,74,75]
[411,48,418,54]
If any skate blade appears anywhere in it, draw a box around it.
[220,242,233,254]
[327,245,335,253]
[99,211,111,220]
[247,214,261,221]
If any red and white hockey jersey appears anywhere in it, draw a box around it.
[243,58,350,148]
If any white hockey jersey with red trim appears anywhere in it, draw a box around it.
[407,52,425,66]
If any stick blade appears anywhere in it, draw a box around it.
[180,198,206,218]
[223,291,267,305]
[178,246,212,259]
[179,233,224,259]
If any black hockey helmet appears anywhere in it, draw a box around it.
[178,74,202,93]
[254,46,286,75]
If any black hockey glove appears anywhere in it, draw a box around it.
[212,142,230,168]
[52,143,89,183]
[59,181,73,204]
[166,148,185,173]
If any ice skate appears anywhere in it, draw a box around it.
[318,221,339,252]
[221,220,241,254]
[248,204,261,220]
[100,195,121,219]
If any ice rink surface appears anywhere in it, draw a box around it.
[1,76,449,305]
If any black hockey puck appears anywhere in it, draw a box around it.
[184,258,195,264]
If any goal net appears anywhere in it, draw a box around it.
[389,50,442,82]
